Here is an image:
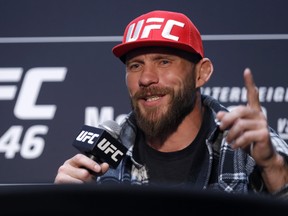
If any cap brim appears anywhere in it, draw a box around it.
[112,40,201,62]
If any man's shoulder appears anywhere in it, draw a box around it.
[201,94,228,113]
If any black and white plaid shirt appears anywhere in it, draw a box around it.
[97,95,288,197]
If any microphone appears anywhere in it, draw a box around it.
[72,120,128,169]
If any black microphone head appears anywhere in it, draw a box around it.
[73,120,127,168]
[98,120,121,139]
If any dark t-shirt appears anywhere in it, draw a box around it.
[138,107,215,188]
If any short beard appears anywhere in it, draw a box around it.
[131,69,198,141]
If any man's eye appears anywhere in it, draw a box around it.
[160,60,170,65]
[128,63,141,71]
[130,64,139,69]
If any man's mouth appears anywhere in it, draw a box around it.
[145,95,161,102]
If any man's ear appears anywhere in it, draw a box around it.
[195,58,214,88]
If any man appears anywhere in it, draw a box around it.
[54,10,288,197]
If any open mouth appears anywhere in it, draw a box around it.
[145,95,161,102]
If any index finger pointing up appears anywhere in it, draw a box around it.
[244,68,261,111]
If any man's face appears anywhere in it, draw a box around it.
[125,47,199,138]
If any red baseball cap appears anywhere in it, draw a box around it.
[112,10,204,62]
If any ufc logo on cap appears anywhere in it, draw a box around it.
[125,18,185,42]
